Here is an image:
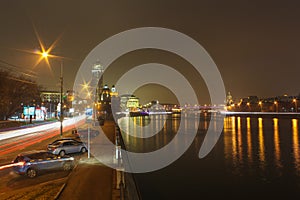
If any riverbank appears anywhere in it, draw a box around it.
[223,111,300,118]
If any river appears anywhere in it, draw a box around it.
[121,113,300,199]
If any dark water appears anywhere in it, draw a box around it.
[121,113,300,199]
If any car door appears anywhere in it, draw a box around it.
[62,141,73,154]
[70,141,81,153]
[34,152,49,171]
[44,153,61,169]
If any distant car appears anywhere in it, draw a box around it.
[47,139,87,156]
[12,150,74,178]
[97,116,105,126]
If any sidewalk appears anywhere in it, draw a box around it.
[57,121,121,200]
[58,158,114,200]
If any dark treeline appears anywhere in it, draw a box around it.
[0,70,41,120]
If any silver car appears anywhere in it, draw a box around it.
[47,139,87,156]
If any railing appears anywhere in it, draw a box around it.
[115,125,142,200]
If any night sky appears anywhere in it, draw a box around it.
[1,1,300,104]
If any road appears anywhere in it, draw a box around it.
[0,117,120,200]
[0,116,86,199]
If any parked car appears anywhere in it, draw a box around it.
[49,138,80,144]
[47,139,87,156]
[12,150,74,178]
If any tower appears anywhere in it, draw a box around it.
[91,60,104,102]
[226,92,233,106]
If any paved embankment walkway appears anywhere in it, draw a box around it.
[57,121,121,200]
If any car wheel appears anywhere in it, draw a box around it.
[59,150,66,157]
[26,168,37,178]
[81,147,87,153]
[63,162,72,171]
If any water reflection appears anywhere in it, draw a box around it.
[258,117,265,169]
[237,117,243,164]
[246,117,252,164]
[273,118,281,168]
[223,117,231,161]
[292,119,300,174]
[231,117,238,167]
[122,114,300,180]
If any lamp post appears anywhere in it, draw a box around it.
[42,52,64,136]
[59,61,63,136]
[293,99,297,113]
[258,101,262,112]
[274,101,278,112]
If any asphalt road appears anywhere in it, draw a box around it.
[0,121,85,199]
[0,120,118,200]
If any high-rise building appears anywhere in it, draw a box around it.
[91,60,104,102]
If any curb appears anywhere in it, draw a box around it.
[54,159,79,199]
[54,183,66,200]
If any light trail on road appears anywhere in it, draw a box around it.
[0,115,85,156]
[0,115,85,141]
[0,162,24,170]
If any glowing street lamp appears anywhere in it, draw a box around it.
[40,51,64,136]
[42,51,48,58]
[247,102,250,111]
[274,101,278,112]
[259,101,262,112]
[293,99,298,112]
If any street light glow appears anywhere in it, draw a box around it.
[42,51,48,58]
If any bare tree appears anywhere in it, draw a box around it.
[0,70,41,120]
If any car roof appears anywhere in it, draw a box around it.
[55,138,77,141]
[59,139,80,143]
[50,138,79,143]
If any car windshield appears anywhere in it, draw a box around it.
[51,141,63,146]
[14,156,24,163]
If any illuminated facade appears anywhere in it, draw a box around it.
[91,60,104,102]
[40,91,60,103]
[127,96,140,112]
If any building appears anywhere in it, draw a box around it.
[91,60,104,102]
[40,91,60,103]
[226,92,233,106]
[127,96,140,112]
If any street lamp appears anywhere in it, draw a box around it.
[293,99,298,112]
[258,101,262,112]
[274,101,278,112]
[247,102,250,112]
[40,51,64,136]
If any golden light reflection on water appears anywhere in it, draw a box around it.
[173,116,179,132]
[213,113,217,131]
[246,117,252,163]
[258,118,265,168]
[292,119,300,173]
[231,116,238,166]
[204,112,208,130]
[119,114,300,181]
[223,117,231,160]
[273,118,281,168]
[237,117,243,164]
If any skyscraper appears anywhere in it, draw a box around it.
[91,60,104,103]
